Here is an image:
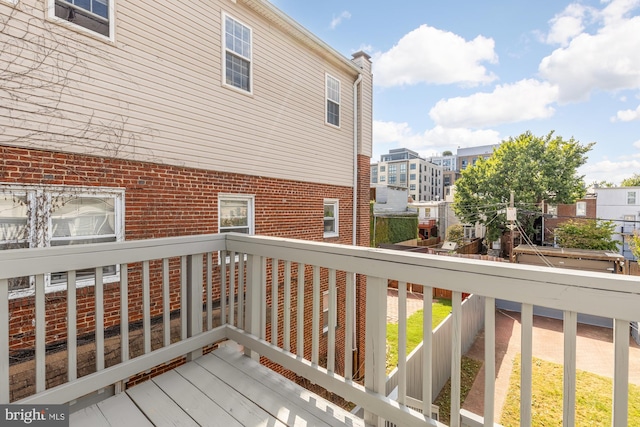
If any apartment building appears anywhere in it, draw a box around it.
[370,148,443,202]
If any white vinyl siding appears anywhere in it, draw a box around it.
[2,1,363,188]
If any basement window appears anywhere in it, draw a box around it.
[0,185,124,298]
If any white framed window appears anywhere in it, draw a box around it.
[325,74,341,127]
[547,204,558,218]
[223,13,252,93]
[323,199,338,238]
[576,201,586,217]
[322,290,337,334]
[49,0,114,40]
[219,194,254,234]
[628,191,636,205]
[0,185,125,298]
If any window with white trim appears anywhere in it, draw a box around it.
[52,0,112,38]
[322,290,337,334]
[576,201,586,217]
[219,195,254,234]
[627,191,636,205]
[223,14,252,93]
[323,199,338,238]
[547,204,557,217]
[326,74,340,127]
[0,185,124,297]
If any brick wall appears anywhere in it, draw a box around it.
[2,146,371,398]
[543,198,597,243]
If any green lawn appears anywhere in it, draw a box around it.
[386,298,452,373]
[501,356,640,426]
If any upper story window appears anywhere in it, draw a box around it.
[219,195,254,234]
[223,14,252,93]
[52,0,112,38]
[380,166,385,172]
[628,191,636,205]
[326,74,341,127]
[323,199,339,238]
[410,174,416,181]
[410,163,416,170]
[388,164,397,174]
[0,185,124,298]
[576,201,586,217]
[547,204,558,217]
[400,163,407,173]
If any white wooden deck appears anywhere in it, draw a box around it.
[70,346,366,427]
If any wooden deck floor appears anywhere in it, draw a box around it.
[70,346,366,426]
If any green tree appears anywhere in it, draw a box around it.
[621,173,640,187]
[453,131,593,242]
[554,219,619,251]
[629,231,640,262]
[591,180,614,188]
[442,150,453,156]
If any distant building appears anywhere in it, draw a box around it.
[455,145,499,172]
[594,187,640,259]
[370,148,443,202]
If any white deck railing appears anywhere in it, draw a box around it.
[1,233,639,427]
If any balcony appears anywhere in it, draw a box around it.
[1,233,639,426]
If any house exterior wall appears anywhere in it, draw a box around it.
[595,187,640,259]
[0,0,366,187]
[542,198,596,246]
[0,0,373,397]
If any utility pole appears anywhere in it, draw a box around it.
[507,191,516,262]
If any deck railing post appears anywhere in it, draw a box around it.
[364,276,387,426]
[186,254,204,361]
[245,254,262,360]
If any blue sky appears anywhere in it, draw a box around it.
[269,0,640,185]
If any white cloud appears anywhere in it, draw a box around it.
[372,120,501,158]
[330,11,351,30]
[612,104,640,122]
[429,79,559,128]
[539,2,640,102]
[372,25,498,88]
[545,4,590,46]
[580,157,640,185]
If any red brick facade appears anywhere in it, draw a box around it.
[543,198,597,244]
[3,146,372,397]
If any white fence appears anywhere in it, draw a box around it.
[385,293,485,403]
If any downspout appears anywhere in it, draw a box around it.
[352,73,362,248]
[352,73,362,370]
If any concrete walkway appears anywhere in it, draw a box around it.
[462,309,640,420]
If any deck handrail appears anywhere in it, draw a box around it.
[1,233,639,426]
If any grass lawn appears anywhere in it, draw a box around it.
[433,356,483,425]
[501,356,640,426]
[386,298,452,373]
